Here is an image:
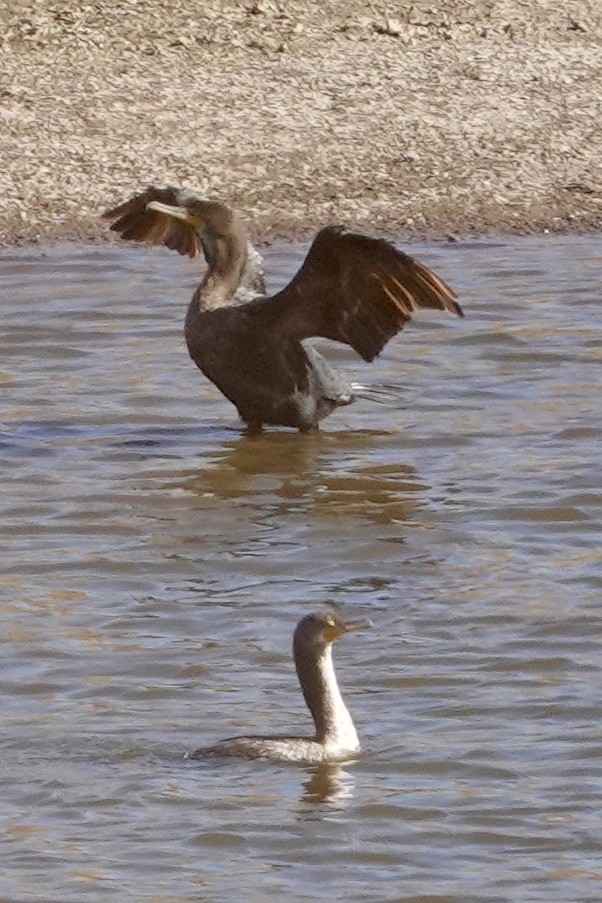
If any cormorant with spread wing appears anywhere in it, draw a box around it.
[103,187,463,432]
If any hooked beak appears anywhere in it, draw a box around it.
[323,615,372,643]
[146,200,202,228]
[342,617,373,634]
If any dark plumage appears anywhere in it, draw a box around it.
[103,187,463,431]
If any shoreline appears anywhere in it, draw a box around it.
[3,197,601,252]
[1,1,600,250]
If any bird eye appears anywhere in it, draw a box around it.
[326,617,336,628]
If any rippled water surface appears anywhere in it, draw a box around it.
[1,236,600,902]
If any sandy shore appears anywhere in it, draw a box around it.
[1,0,600,247]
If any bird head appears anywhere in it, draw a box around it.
[146,194,245,271]
[293,611,373,657]
[146,194,234,234]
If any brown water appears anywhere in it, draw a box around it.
[1,236,600,903]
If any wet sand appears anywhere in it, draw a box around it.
[1,0,601,247]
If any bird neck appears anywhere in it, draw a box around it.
[236,242,266,301]
[196,237,265,311]
[295,644,359,750]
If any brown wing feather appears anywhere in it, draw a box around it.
[259,227,462,362]
[102,186,201,259]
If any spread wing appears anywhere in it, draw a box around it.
[260,226,463,362]
[102,186,202,259]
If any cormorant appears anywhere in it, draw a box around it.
[192,611,372,764]
[104,188,463,431]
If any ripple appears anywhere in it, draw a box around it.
[0,236,600,903]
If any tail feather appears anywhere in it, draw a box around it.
[351,382,406,405]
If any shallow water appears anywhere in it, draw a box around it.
[0,235,600,903]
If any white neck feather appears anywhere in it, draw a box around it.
[316,645,360,753]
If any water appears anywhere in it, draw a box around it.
[0,235,600,902]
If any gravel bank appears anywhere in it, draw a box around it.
[1,0,601,246]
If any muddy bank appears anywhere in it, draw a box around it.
[1,0,600,247]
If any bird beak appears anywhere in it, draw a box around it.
[324,616,372,643]
[342,617,373,634]
[146,200,202,228]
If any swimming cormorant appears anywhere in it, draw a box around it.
[192,611,372,764]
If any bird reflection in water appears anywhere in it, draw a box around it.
[301,763,357,806]
[171,431,427,527]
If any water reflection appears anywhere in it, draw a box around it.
[173,431,427,526]
[177,432,324,496]
[300,763,357,807]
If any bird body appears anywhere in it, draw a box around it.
[192,612,372,765]
[185,301,350,431]
[104,187,463,431]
